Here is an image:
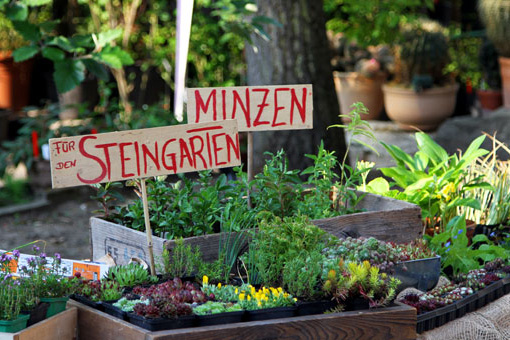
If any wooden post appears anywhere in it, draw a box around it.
[140,179,156,276]
[247,131,253,209]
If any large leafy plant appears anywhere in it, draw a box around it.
[368,132,490,232]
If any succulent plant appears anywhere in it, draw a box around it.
[105,263,158,288]
[394,19,451,91]
[478,0,510,58]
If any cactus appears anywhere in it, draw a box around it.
[478,0,510,58]
[394,20,451,91]
[479,38,502,89]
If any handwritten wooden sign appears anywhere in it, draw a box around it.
[49,120,241,189]
[187,84,313,132]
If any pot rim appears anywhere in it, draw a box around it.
[382,83,459,95]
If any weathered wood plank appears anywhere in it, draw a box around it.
[0,307,78,340]
[69,300,147,340]
[90,192,422,265]
[187,85,313,132]
[69,300,416,340]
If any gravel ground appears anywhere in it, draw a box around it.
[0,186,101,260]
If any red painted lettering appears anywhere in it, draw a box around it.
[162,139,177,173]
[179,139,194,168]
[272,88,289,127]
[95,143,117,180]
[142,142,161,174]
[205,133,213,167]
[189,136,207,169]
[290,88,307,124]
[119,142,134,178]
[76,136,107,184]
[134,142,141,176]
[212,133,227,166]
[222,89,227,120]
[232,89,251,128]
[195,89,217,122]
[225,133,240,163]
[253,88,270,127]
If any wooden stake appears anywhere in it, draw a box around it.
[247,131,253,209]
[140,179,156,276]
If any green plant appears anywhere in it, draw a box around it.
[193,301,242,315]
[113,297,149,312]
[478,0,510,58]
[479,38,501,90]
[90,182,124,219]
[244,215,334,287]
[160,239,201,279]
[322,259,400,308]
[394,19,452,91]
[0,11,26,51]
[427,215,510,276]
[0,174,31,207]
[236,285,296,310]
[281,249,324,301]
[324,0,433,48]
[369,132,489,232]
[105,263,157,288]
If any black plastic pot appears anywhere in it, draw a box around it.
[455,293,478,318]
[476,280,502,309]
[344,297,370,311]
[502,276,510,295]
[394,256,441,292]
[24,302,49,327]
[244,306,296,322]
[434,303,457,327]
[128,314,195,331]
[416,310,437,334]
[71,294,104,312]
[195,311,245,327]
[102,301,127,321]
[296,300,337,316]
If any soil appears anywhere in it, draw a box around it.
[0,186,101,260]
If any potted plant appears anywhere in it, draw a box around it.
[325,0,432,121]
[382,19,458,131]
[330,37,390,121]
[478,0,510,108]
[477,39,503,112]
[0,12,31,113]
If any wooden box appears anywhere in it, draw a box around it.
[0,307,77,340]
[90,192,422,266]
[69,299,417,340]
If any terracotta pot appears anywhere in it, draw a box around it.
[499,57,510,108]
[477,89,503,111]
[382,83,459,131]
[0,52,32,112]
[333,71,386,121]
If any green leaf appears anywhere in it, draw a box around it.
[12,45,38,62]
[416,132,448,165]
[12,21,42,41]
[6,3,28,21]
[47,36,74,52]
[42,47,65,61]
[96,29,123,48]
[94,46,134,69]
[21,0,52,5]
[365,177,390,195]
[39,20,59,33]
[53,59,85,94]
[82,59,109,81]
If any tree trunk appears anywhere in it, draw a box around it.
[245,0,346,173]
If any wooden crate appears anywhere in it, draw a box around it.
[69,300,417,340]
[0,307,77,340]
[90,192,422,266]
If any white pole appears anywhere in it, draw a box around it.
[174,0,194,122]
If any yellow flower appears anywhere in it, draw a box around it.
[257,301,262,307]
[277,287,283,293]
[239,293,245,301]
[202,275,208,285]
[217,282,222,288]
[247,295,251,301]
[293,298,297,302]
[235,288,239,294]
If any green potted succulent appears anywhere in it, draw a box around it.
[478,0,510,108]
[382,19,458,131]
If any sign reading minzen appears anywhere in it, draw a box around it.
[187,84,313,132]
[49,120,240,188]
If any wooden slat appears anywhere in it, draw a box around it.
[69,300,147,340]
[3,307,78,340]
[70,300,416,340]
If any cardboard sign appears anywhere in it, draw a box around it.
[1,250,110,281]
[187,84,313,132]
[49,120,241,188]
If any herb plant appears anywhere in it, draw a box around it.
[105,263,157,288]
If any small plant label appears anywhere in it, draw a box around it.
[49,120,241,189]
[187,84,313,131]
